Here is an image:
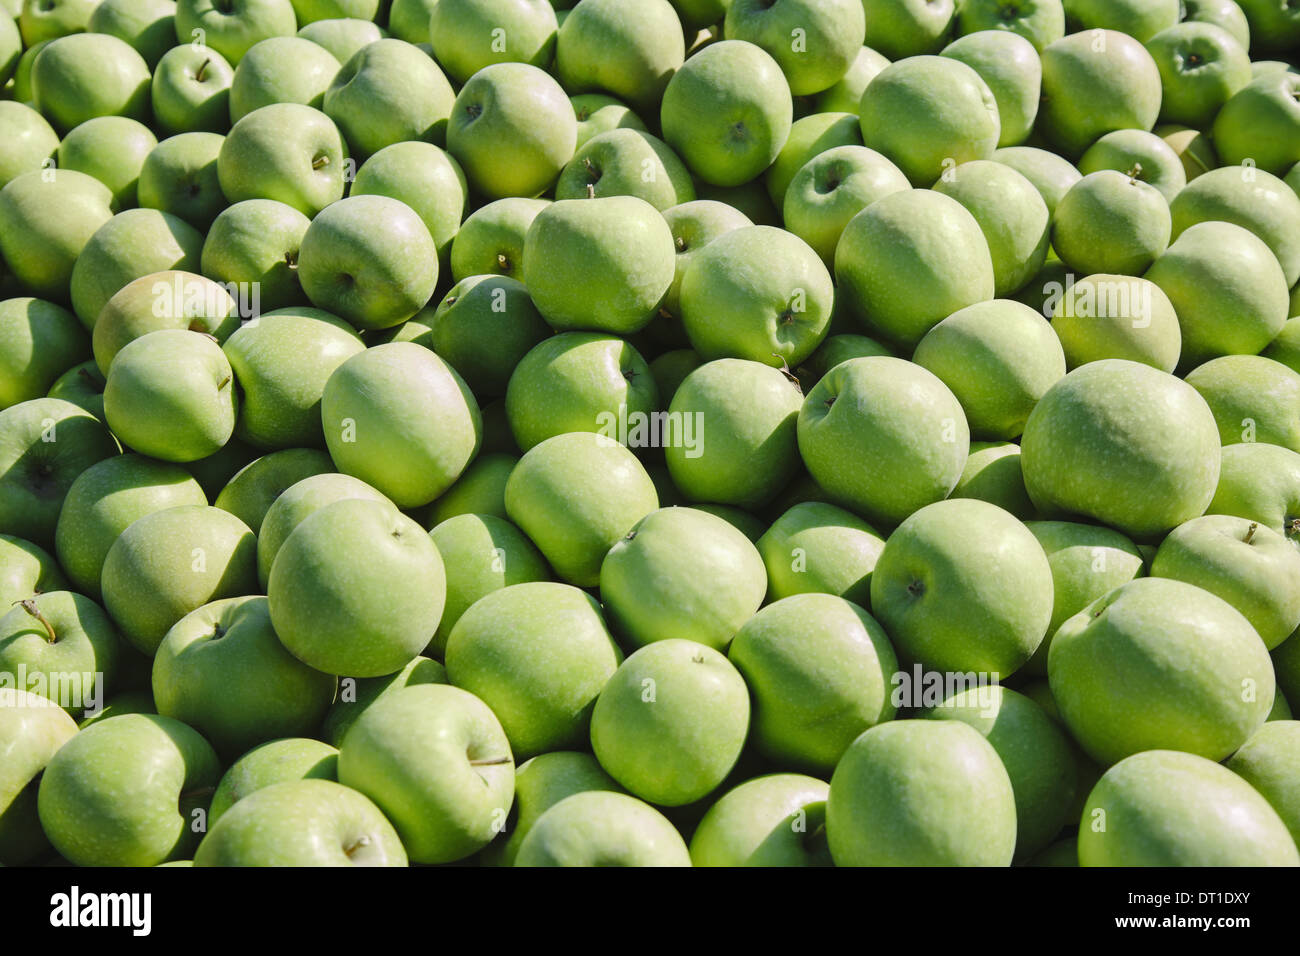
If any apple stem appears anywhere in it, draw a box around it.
[15,599,56,643]
[195,58,210,83]
[1244,522,1258,545]
[468,756,510,766]
[343,835,372,857]
[284,250,298,271]
[586,184,596,199]
[312,155,330,171]
[1126,163,1143,184]
[772,353,802,392]
[497,253,511,273]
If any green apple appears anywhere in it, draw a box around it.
[590,638,749,807]
[0,102,59,190]
[1156,123,1219,180]
[320,655,446,746]
[288,0,378,23]
[782,146,907,266]
[0,397,118,547]
[152,44,236,135]
[951,441,1034,518]
[924,685,1077,860]
[200,199,311,312]
[1235,0,1300,53]
[1278,628,1300,706]
[37,713,220,867]
[812,44,890,115]
[0,169,114,301]
[1037,30,1161,158]
[0,590,119,713]
[729,593,896,771]
[660,39,793,188]
[600,506,766,651]
[1169,166,1300,288]
[351,141,467,265]
[57,117,158,210]
[194,779,406,866]
[174,0,298,64]
[1226,720,1300,845]
[337,683,515,863]
[689,773,831,867]
[1186,354,1300,452]
[223,306,364,449]
[797,356,970,527]
[426,453,517,525]
[555,129,693,210]
[88,0,177,67]
[217,103,348,216]
[1064,0,1178,40]
[990,144,1081,216]
[957,0,1065,51]
[756,501,884,605]
[514,790,689,866]
[571,93,646,149]
[101,503,257,655]
[1212,72,1300,178]
[1077,128,1186,203]
[522,193,674,335]
[444,581,618,757]
[0,690,78,865]
[555,0,684,113]
[215,447,334,530]
[834,189,995,348]
[1152,514,1300,650]
[656,199,752,339]
[46,361,107,421]
[1145,22,1250,128]
[449,197,549,282]
[208,737,339,825]
[55,454,207,598]
[1050,273,1180,372]
[321,342,480,506]
[153,595,335,757]
[859,56,1000,186]
[9,39,48,104]
[1050,576,1273,764]
[18,0,97,44]
[861,0,955,57]
[1052,170,1170,277]
[103,329,237,462]
[268,498,445,676]
[386,0,438,41]
[256,471,389,588]
[137,131,227,230]
[504,431,658,586]
[297,16,383,62]
[229,36,340,121]
[648,349,702,402]
[1266,318,1300,373]
[1145,221,1289,368]
[430,0,557,84]
[796,332,892,384]
[942,30,1041,147]
[0,297,88,409]
[92,270,238,371]
[724,0,863,96]
[1182,0,1251,49]
[827,719,1017,865]
[0,534,67,607]
[68,209,205,328]
[30,33,151,133]
[446,62,576,199]
[912,298,1065,440]
[1207,443,1300,543]
[1079,749,1298,865]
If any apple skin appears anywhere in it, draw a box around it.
[208,737,339,826]
[912,298,1065,440]
[797,356,970,528]
[1052,170,1170,277]
[0,590,119,712]
[0,102,59,189]
[320,655,446,747]
[782,145,909,266]
[590,638,750,807]
[679,224,834,368]
[0,169,114,302]
[386,0,438,41]
[321,342,481,507]
[555,128,694,210]
[1278,629,1300,709]
[218,104,348,217]
[1152,514,1300,650]
[1226,721,1300,846]
[0,297,88,409]
[656,199,753,341]
[57,117,158,211]
[1078,750,1299,865]
[351,142,466,267]
[30,33,152,133]
[554,0,685,115]
[427,453,518,526]
[812,45,889,116]
[1050,273,1181,372]
[991,145,1081,216]
[1145,22,1250,129]
[1266,318,1300,375]
[957,0,1065,51]
[942,30,1041,148]
[444,581,619,758]
[297,16,384,62]
[430,0,558,85]
[174,0,299,65]
[0,690,79,865]
[1212,72,1300,177]
[1050,576,1274,765]
[827,720,1017,866]
[690,773,831,867]
[571,92,647,149]
[0,2,18,80]
[93,271,239,373]
[55,453,208,599]
[449,197,549,282]
[834,189,995,349]
[871,498,1053,676]
[505,431,658,586]
[200,199,312,313]
[151,44,236,136]
[0,534,68,607]
[797,332,893,385]
[757,501,884,606]
[515,790,690,866]
[660,40,793,188]
[194,778,407,866]
[1208,443,1300,544]
[88,0,178,68]
[729,593,897,772]
[1036,30,1161,158]
[601,507,766,652]
[37,713,221,867]
[1021,359,1221,541]
[724,0,864,96]
[1186,354,1300,453]
[1145,221,1290,369]
[862,0,955,58]
[1156,122,1218,180]
[648,349,702,404]
[69,209,206,329]
[950,441,1034,519]
[1169,166,1300,289]
[923,686,1077,860]
[47,361,107,421]
[337,683,515,864]
[17,0,98,44]
[447,62,577,200]
[137,131,228,231]
[228,36,340,122]
[0,397,119,548]
[269,498,446,677]
[1065,0,1178,41]
[859,56,1000,187]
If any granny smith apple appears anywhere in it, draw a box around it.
[0,534,67,607]
[555,128,693,210]
[17,0,96,43]
[215,449,330,530]
[951,441,1034,518]
[430,0,557,84]
[297,16,383,62]
[136,131,227,230]
[0,102,59,189]
[1185,354,1300,452]
[1145,21,1250,129]
[1234,0,1300,53]
[0,169,114,301]
[217,103,348,216]
[449,196,549,282]
[229,36,340,121]
[1182,0,1251,49]
[571,92,646,149]
[1207,442,1300,543]
[0,689,78,865]
[0,590,119,714]
[812,44,890,115]
[321,656,446,747]
[56,117,158,210]
[386,0,438,41]
[174,0,299,64]
[1226,720,1300,845]
[208,736,339,826]
[957,0,1065,50]
[942,30,1041,147]
[1052,170,1170,276]
[88,0,177,67]
[350,141,467,265]
[861,0,955,57]
[1050,273,1181,371]
[30,33,151,133]
[0,297,88,409]
[724,0,864,96]
[1076,128,1185,204]
[554,0,685,114]
[200,199,311,312]
[92,270,239,371]
[151,43,236,135]
[1156,123,1218,180]
[756,501,884,605]
[1065,0,1178,40]
[46,362,107,421]
[990,144,1081,216]
[656,199,753,340]
[426,452,518,525]
[782,145,908,265]
[648,349,702,403]
[689,773,831,867]
[1212,72,1300,177]
[796,331,893,384]
[288,0,378,22]
[515,790,690,866]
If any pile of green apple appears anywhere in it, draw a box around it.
[2,0,1300,869]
